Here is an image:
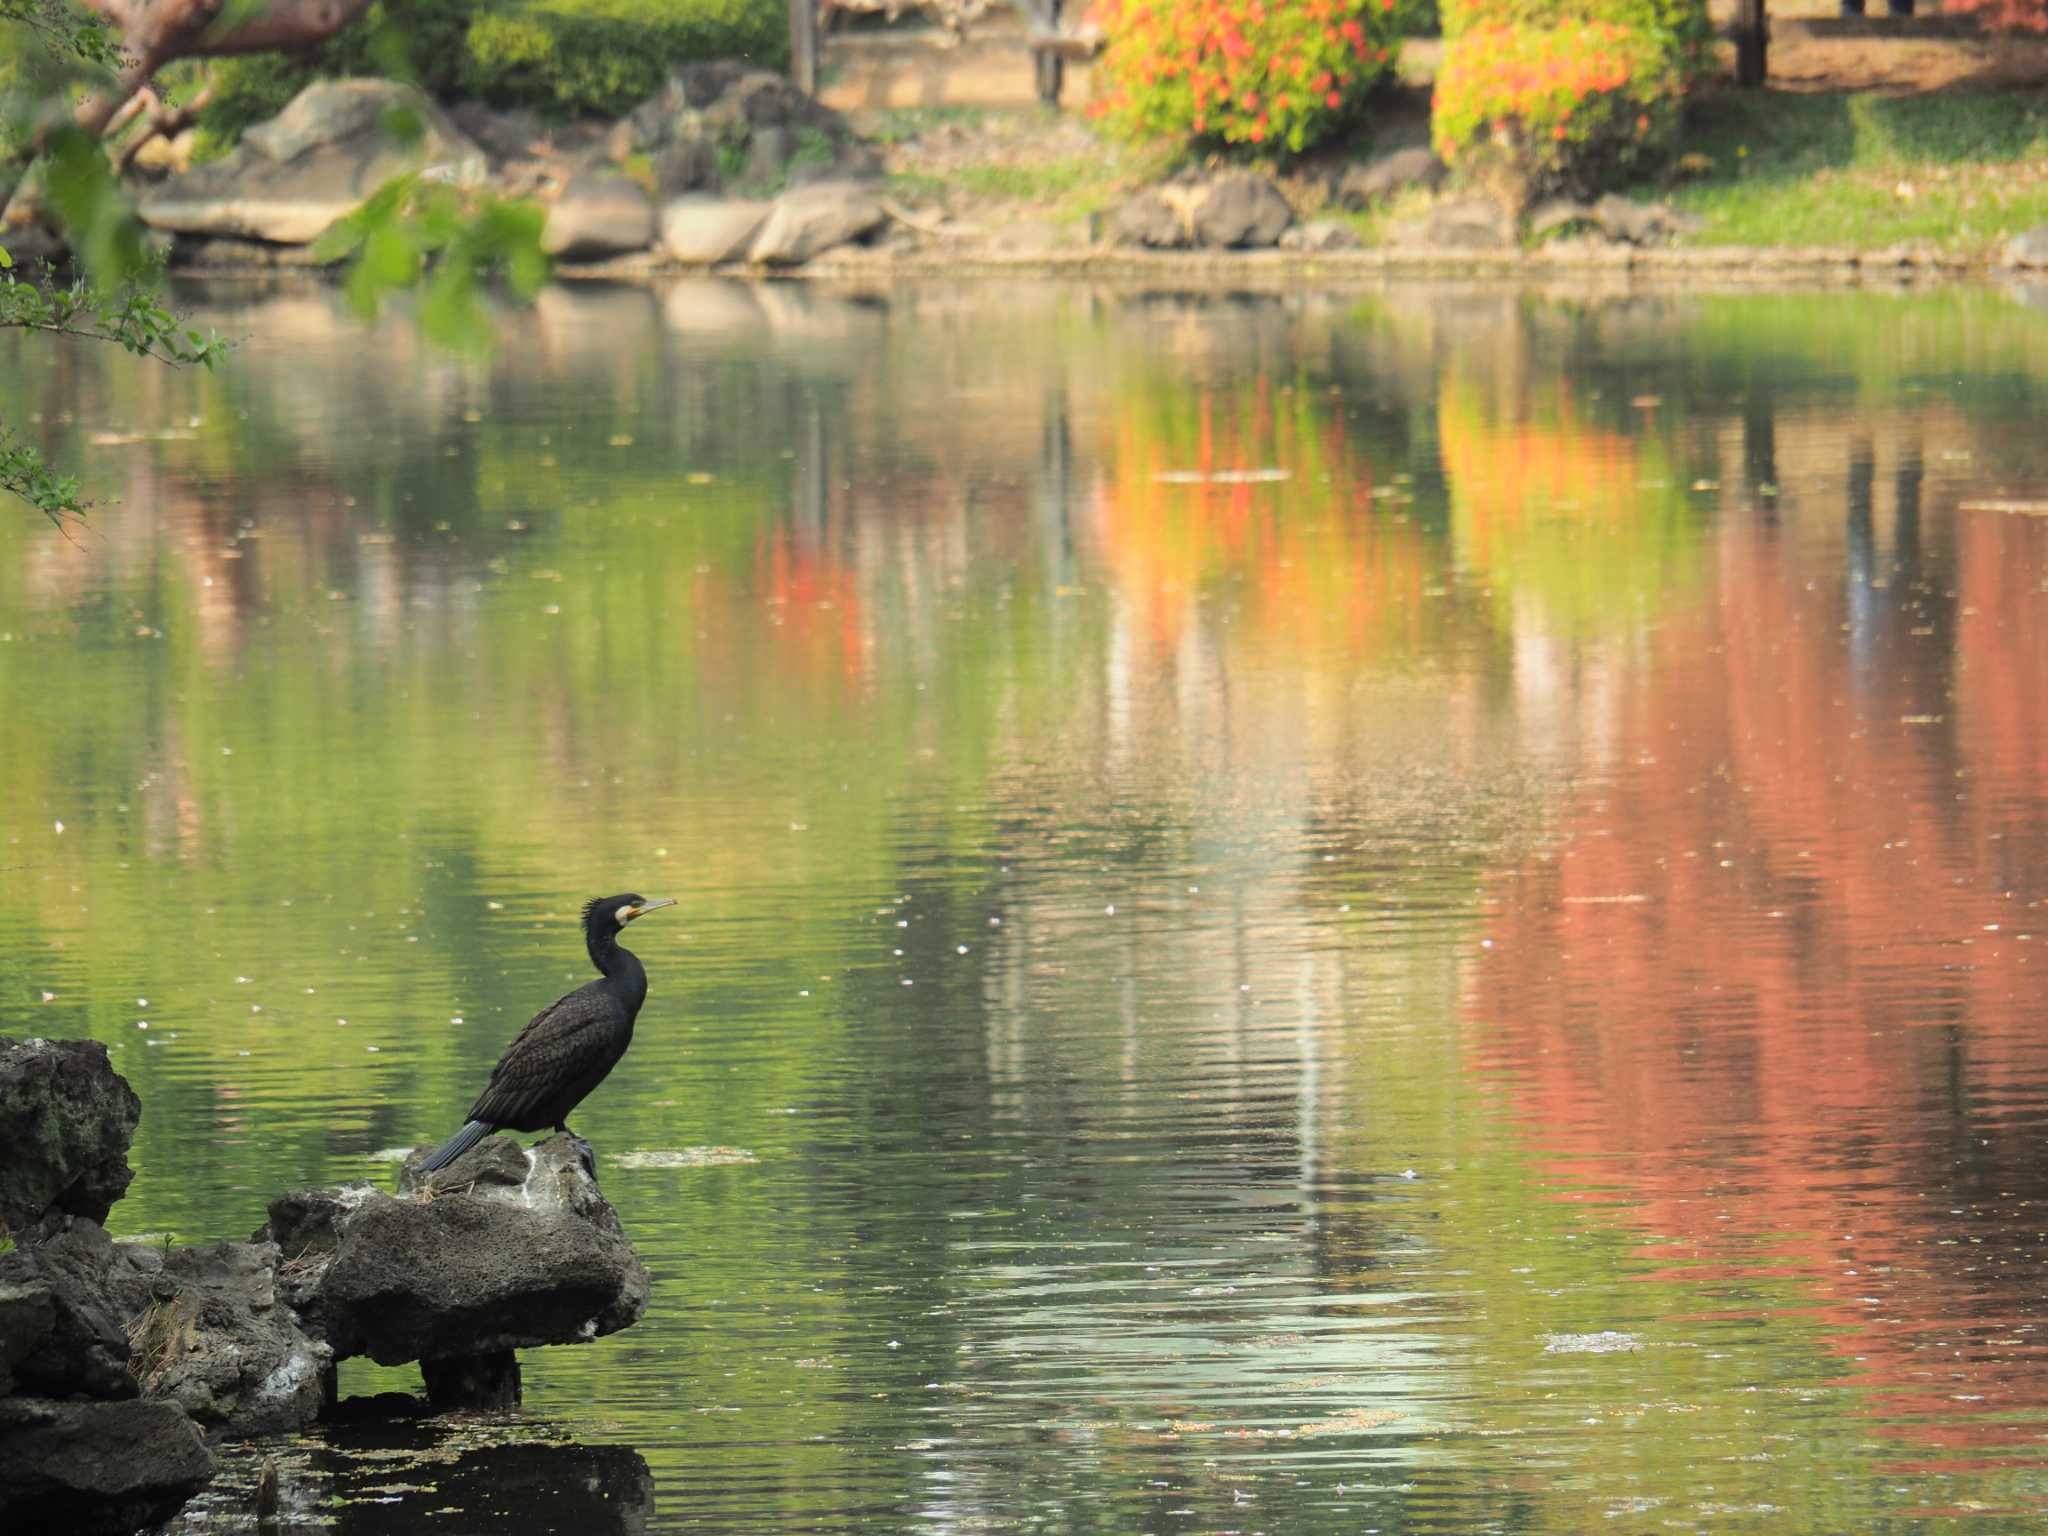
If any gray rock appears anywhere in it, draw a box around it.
[102,1239,328,1434]
[444,102,544,166]
[0,1036,139,1234]
[2001,226,2048,267]
[542,176,657,260]
[0,1219,134,1399]
[1592,194,1699,245]
[1280,218,1363,252]
[0,1395,213,1536]
[1336,146,1445,209]
[660,196,768,264]
[259,1134,648,1381]
[1112,187,1191,249]
[746,124,796,185]
[0,1278,56,1397]
[747,183,885,266]
[139,80,483,245]
[616,61,862,197]
[1191,172,1293,249]
[652,135,718,196]
[1527,197,1595,240]
[1393,198,1516,250]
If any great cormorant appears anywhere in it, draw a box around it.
[417,893,675,1174]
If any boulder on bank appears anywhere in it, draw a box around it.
[0,1217,136,1402]
[0,1396,213,1536]
[660,196,769,265]
[542,175,658,260]
[262,1134,648,1385]
[0,1037,140,1236]
[1388,197,1517,250]
[138,79,484,245]
[1336,146,1446,209]
[1112,174,1295,250]
[104,1238,329,1434]
[747,183,885,266]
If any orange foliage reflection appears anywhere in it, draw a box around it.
[1466,484,2048,1466]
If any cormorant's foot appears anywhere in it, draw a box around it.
[570,1134,600,1187]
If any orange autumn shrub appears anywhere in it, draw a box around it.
[1087,0,1402,152]
[1431,20,1681,198]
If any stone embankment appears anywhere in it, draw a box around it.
[53,68,2048,285]
[0,1035,651,1534]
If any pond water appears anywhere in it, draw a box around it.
[6,276,2048,1533]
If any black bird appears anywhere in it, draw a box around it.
[417,894,676,1174]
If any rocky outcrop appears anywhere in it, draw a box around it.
[0,1396,213,1536]
[1336,146,1446,209]
[659,196,768,265]
[1112,174,1295,251]
[1281,219,1364,253]
[262,1134,648,1406]
[138,79,484,245]
[748,183,886,266]
[542,176,658,260]
[0,1036,140,1235]
[612,61,874,197]
[0,1041,218,1535]
[1388,197,1517,250]
[1527,194,1700,246]
[103,1239,328,1434]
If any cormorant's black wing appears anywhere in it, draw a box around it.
[463,983,615,1127]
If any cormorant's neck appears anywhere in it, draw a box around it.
[587,927,639,980]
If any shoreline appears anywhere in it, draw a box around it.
[167,236,2036,290]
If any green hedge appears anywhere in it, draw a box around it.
[194,0,788,153]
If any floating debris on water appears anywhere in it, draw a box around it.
[611,1147,759,1169]
[1151,467,1290,485]
[1544,1331,1640,1355]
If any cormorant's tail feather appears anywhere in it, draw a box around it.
[418,1119,493,1173]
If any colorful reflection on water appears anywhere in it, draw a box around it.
[4,279,2048,1532]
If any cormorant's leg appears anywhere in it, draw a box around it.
[561,1123,599,1186]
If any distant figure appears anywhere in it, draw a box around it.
[417,894,676,1174]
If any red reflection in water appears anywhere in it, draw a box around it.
[1467,490,2048,1470]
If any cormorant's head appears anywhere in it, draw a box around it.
[583,893,677,939]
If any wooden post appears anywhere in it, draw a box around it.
[1034,0,1065,107]
[1733,0,1767,87]
[788,0,818,96]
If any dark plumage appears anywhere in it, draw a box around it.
[418,893,675,1174]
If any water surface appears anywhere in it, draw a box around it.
[5,277,2048,1533]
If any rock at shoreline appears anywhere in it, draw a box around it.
[660,196,768,265]
[0,1219,136,1401]
[0,1036,141,1235]
[1389,198,1517,251]
[1112,175,1295,251]
[748,183,885,266]
[1337,146,1445,210]
[261,1134,647,1398]
[1281,219,1364,253]
[2001,225,2048,267]
[0,1396,213,1536]
[1190,173,1294,249]
[104,1239,329,1434]
[543,176,658,260]
[138,80,484,246]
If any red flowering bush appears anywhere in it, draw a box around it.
[1087,0,1403,153]
[1432,20,1680,197]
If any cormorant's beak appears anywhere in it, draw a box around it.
[626,899,677,922]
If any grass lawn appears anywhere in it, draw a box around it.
[1662,88,2048,251]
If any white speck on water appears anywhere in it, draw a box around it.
[1481,939,1494,949]
[1544,1331,1640,1355]
[135,1021,148,1030]
[237,1050,250,1057]
[221,747,232,756]
[250,1005,261,1014]
[901,978,914,987]
[366,1045,379,1053]
[896,920,909,929]
[1188,885,1199,894]
[956,945,969,955]
[989,916,1002,926]
[799,989,809,997]
[892,948,904,957]
[235,976,252,984]
[887,1340,902,1350]
[1403,1169,1418,1180]
[41,992,55,1002]
[53,820,63,833]
[450,1016,463,1024]
[1105,904,1116,915]
[487,900,504,910]
[136,998,147,1006]
[336,1019,347,1026]
[1340,903,1352,912]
